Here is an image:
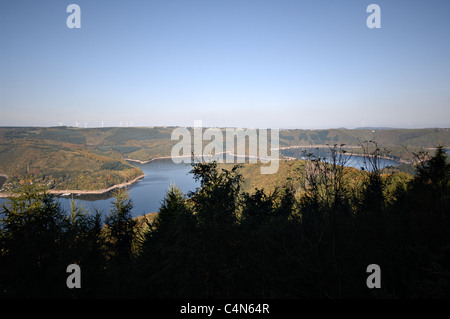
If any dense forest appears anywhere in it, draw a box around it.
[0,146,449,298]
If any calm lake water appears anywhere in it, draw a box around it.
[0,159,199,218]
[0,150,418,218]
[1,150,447,218]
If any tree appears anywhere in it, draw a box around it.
[0,184,67,297]
[188,162,242,297]
[63,199,105,298]
[135,185,200,298]
[103,189,136,297]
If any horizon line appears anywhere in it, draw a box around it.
[0,125,449,131]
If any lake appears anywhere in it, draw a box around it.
[1,149,448,219]
[0,151,405,218]
[0,159,200,219]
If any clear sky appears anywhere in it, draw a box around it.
[1,0,449,129]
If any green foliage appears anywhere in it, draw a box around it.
[0,143,143,192]
[104,127,172,143]
[36,128,87,145]
[111,146,142,154]
[190,162,242,226]
[136,186,199,297]
[0,146,449,298]
[101,190,137,297]
[0,184,104,297]
[1,127,448,196]
[100,161,129,171]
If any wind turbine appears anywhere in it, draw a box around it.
[74,121,80,128]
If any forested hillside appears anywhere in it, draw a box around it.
[0,142,143,193]
[0,126,448,194]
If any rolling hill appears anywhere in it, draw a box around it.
[0,126,448,195]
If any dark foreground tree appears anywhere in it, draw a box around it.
[102,189,136,297]
[0,185,105,298]
[0,185,67,297]
[134,185,200,298]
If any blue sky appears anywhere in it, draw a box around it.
[1,0,449,129]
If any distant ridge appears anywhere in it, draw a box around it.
[355,127,399,130]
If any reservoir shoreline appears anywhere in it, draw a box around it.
[0,144,409,199]
[0,174,145,199]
